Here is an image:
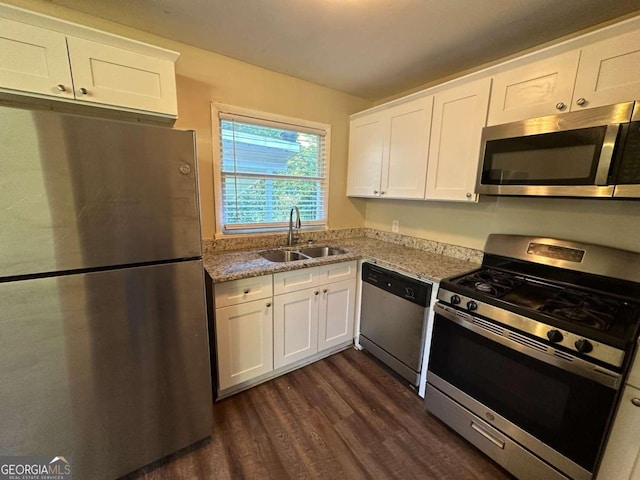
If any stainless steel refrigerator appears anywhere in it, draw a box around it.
[0,105,213,479]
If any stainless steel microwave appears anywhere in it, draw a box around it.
[476,101,640,198]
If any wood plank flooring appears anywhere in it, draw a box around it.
[122,348,514,480]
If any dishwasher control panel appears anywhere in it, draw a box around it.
[362,262,431,307]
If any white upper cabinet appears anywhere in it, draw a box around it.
[0,18,74,98]
[383,97,433,199]
[426,77,491,202]
[66,37,177,115]
[487,50,581,125]
[0,7,178,118]
[489,27,640,125]
[573,29,640,110]
[347,112,386,197]
[347,96,433,199]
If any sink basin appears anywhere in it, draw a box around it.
[259,246,348,262]
[260,250,310,262]
[297,246,347,258]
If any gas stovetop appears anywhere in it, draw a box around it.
[437,235,640,370]
[445,267,638,346]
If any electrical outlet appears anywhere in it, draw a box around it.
[392,220,399,233]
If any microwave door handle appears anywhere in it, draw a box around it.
[594,124,620,185]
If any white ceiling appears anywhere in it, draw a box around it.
[50,0,640,100]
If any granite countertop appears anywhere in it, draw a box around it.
[203,236,481,284]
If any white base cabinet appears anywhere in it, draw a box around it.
[215,298,273,391]
[214,261,357,394]
[274,263,357,369]
[317,278,357,351]
[274,288,319,369]
[598,348,640,480]
[214,274,274,391]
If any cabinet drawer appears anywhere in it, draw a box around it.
[274,266,322,295]
[214,275,273,308]
[319,261,357,284]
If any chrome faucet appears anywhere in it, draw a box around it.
[287,206,301,246]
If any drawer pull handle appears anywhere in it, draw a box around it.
[243,288,250,294]
[470,421,505,449]
[79,87,88,95]
[266,302,271,308]
[632,398,640,407]
[323,289,328,294]
[314,291,319,296]
[56,84,66,92]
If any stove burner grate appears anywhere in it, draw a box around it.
[456,270,522,298]
[539,290,621,331]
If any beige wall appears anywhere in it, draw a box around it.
[4,0,370,240]
[365,196,640,252]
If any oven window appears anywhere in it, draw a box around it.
[428,314,616,472]
[482,127,606,185]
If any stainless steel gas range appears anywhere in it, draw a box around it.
[424,234,640,480]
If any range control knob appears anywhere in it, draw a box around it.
[450,295,461,305]
[546,329,564,343]
[466,301,478,311]
[575,339,593,354]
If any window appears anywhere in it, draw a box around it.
[213,104,330,234]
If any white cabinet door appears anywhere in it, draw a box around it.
[215,298,273,390]
[425,77,491,202]
[66,36,178,115]
[347,112,385,197]
[318,279,356,352]
[573,29,640,111]
[488,50,581,125]
[273,288,319,369]
[597,385,640,480]
[0,17,73,99]
[383,96,433,199]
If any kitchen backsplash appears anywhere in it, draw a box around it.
[202,228,483,263]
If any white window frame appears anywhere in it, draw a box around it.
[211,102,331,237]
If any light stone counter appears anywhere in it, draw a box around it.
[203,234,482,284]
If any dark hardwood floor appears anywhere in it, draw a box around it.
[124,348,514,479]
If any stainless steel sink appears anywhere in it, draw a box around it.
[259,246,347,262]
[297,246,347,258]
[260,250,310,262]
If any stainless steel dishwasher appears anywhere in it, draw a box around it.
[359,262,432,387]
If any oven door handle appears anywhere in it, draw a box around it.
[470,421,505,449]
[434,303,622,390]
[594,123,620,185]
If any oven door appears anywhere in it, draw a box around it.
[476,102,634,197]
[426,303,621,479]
